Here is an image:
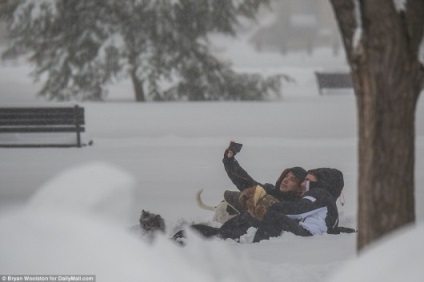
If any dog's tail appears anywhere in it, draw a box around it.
[196,189,216,211]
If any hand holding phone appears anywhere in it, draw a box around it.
[228,141,243,153]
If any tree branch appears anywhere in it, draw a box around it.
[329,0,356,63]
[405,0,424,56]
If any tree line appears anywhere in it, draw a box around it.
[0,0,285,102]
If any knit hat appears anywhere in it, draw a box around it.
[307,168,344,199]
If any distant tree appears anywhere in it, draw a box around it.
[329,0,424,250]
[1,0,284,102]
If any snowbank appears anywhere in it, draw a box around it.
[28,162,137,227]
[0,162,260,282]
[328,224,424,282]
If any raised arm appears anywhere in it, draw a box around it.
[222,148,258,191]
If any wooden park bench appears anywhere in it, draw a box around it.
[315,71,353,95]
[0,105,85,148]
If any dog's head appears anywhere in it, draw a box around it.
[212,201,238,224]
[240,185,266,211]
[139,210,166,233]
[240,186,279,220]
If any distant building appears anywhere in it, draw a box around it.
[250,0,342,55]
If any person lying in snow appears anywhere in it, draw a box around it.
[189,176,307,240]
[174,167,355,243]
[195,141,307,225]
[222,142,307,208]
[212,143,308,237]
[173,143,307,241]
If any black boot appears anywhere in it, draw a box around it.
[219,213,259,240]
[190,224,220,238]
[170,230,186,246]
[252,228,272,243]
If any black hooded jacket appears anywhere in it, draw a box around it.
[307,168,344,199]
[222,152,306,201]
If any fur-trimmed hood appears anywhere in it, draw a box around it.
[308,168,344,199]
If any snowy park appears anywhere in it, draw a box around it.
[1,2,424,282]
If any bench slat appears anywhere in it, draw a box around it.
[0,144,82,148]
[0,107,83,113]
[0,119,84,126]
[0,109,84,122]
[0,127,85,133]
[0,113,84,120]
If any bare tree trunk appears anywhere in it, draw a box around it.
[329,0,424,250]
[356,71,417,249]
[130,67,145,102]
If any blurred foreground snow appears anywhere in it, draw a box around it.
[0,162,260,282]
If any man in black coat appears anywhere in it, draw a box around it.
[223,146,307,203]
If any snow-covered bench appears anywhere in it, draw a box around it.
[315,72,353,95]
[0,105,85,147]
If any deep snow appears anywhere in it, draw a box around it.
[1,32,424,282]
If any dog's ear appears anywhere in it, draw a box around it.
[254,205,267,220]
[239,192,250,209]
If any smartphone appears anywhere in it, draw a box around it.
[229,141,243,153]
[305,181,310,192]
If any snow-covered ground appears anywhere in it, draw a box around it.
[1,33,424,282]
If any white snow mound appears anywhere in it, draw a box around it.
[328,224,424,282]
[0,210,210,282]
[28,161,137,226]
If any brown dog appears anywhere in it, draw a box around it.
[239,185,279,220]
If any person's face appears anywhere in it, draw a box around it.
[279,171,300,192]
[300,173,318,194]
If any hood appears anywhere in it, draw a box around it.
[274,166,307,200]
[275,166,307,189]
[308,168,344,199]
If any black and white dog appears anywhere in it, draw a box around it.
[195,189,240,224]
